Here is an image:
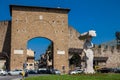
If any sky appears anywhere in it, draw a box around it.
[0,0,120,59]
[27,38,51,60]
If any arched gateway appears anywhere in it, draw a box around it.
[10,5,70,73]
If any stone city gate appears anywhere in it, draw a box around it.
[4,5,70,73]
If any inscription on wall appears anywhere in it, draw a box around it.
[57,50,65,55]
[14,50,23,54]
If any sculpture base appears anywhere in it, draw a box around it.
[84,68,95,74]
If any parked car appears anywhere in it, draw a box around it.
[37,68,48,74]
[69,69,83,74]
[114,68,120,73]
[28,70,37,74]
[0,69,7,76]
[8,69,23,75]
[51,69,61,75]
[97,67,111,73]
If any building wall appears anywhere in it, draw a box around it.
[26,62,34,70]
[26,49,35,70]
[27,49,34,57]
[0,60,6,69]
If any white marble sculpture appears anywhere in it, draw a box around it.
[79,30,96,74]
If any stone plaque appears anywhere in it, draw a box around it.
[57,50,65,55]
[14,50,23,54]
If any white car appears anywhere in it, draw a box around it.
[8,69,23,75]
[0,69,7,76]
[69,69,83,74]
[51,69,61,75]
[53,69,61,75]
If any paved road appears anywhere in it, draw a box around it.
[0,74,50,80]
[0,75,22,80]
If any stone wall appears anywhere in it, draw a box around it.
[0,21,11,70]
[0,21,8,52]
[68,26,84,49]
[94,45,120,68]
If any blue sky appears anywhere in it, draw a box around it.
[0,0,120,59]
[27,38,51,60]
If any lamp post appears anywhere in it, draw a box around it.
[23,61,27,70]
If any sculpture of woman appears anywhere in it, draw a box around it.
[83,36,95,74]
[79,30,96,74]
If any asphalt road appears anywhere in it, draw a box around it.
[0,74,50,80]
[0,75,22,80]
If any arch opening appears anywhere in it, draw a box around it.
[69,53,81,70]
[26,37,53,70]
